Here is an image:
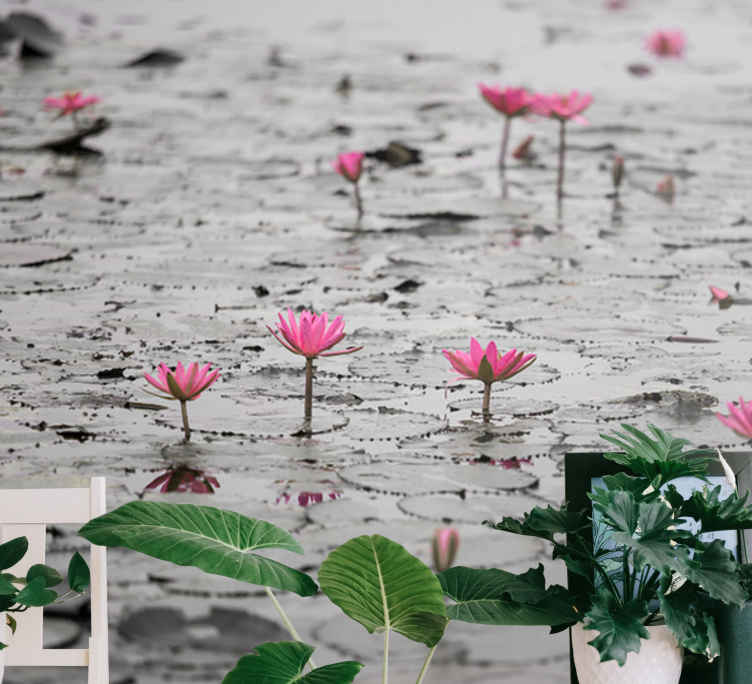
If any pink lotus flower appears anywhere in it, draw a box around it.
[144,362,219,441]
[145,362,219,401]
[43,92,100,130]
[432,528,460,573]
[532,91,593,198]
[532,91,593,124]
[332,151,364,183]
[478,85,534,189]
[268,309,362,359]
[332,151,365,217]
[717,398,752,440]
[478,84,533,118]
[646,30,686,58]
[443,338,536,420]
[268,309,362,420]
[709,285,733,309]
[145,466,220,494]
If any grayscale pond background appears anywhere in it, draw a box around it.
[2,0,752,681]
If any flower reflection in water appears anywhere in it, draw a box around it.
[144,465,220,494]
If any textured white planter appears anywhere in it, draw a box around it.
[572,622,683,684]
[0,612,6,684]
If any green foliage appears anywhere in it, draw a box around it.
[14,576,57,607]
[26,563,63,588]
[673,485,752,532]
[486,504,589,541]
[318,534,448,647]
[222,642,363,684]
[67,552,91,593]
[79,501,317,596]
[438,565,578,626]
[584,590,649,666]
[480,423,752,667]
[0,537,28,571]
[601,424,712,486]
[659,580,720,659]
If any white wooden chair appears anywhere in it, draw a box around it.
[0,477,109,683]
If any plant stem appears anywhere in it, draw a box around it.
[482,382,491,423]
[265,586,317,670]
[383,626,390,684]
[304,357,314,420]
[415,644,437,684]
[354,181,364,218]
[180,400,191,441]
[557,119,566,199]
[71,110,80,133]
[499,117,511,199]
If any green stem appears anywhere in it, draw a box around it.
[383,626,390,684]
[415,644,437,684]
[482,382,492,423]
[265,587,317,670]
[622,549,630,601]
[304,357,314,421]
[499,117,511,199]
[180,400,191,441]
[557,119,566,199]
[354,181,364,218]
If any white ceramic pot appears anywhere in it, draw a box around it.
[571,622,683,684]
[0,612,6,683]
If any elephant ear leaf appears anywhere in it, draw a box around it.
[319,534,448,647]
[78,501,317,596]
[438,565,578,626]
[222,641,362,684]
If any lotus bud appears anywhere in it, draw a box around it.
[432,528,460,573]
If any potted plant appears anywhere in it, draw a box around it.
[435,424,752,684]
[0,536,90,682]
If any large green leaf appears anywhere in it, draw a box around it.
[584,589,649,666]
[0,537,28,571]
[659,580,720,658]
[438,565,578,626]
[486,505,589,542]
[223,641,362,684]
[78,501,317,596]
[676,485,752,532]
[14,576,57,607]
[601,424,712,486]
[318,535,448,647]
[599,493,677,572]
[679,539,745,606]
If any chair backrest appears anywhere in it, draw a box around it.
[0,477,108,683]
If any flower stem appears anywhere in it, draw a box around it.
[557,119,566,199]
[499,117,511,199]
[383,626,390,684]
[265,586,317,670]
[71,110,80,133]
[482,383,492,423]
[415,645,437,684]
[304,357,314,421]
[180,400,191,441]
[354,181,364,218]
